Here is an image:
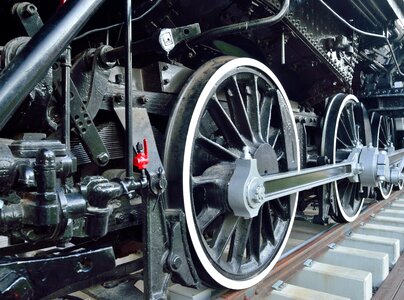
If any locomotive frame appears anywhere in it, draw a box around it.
[0,0,402,299]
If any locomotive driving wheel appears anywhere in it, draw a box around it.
[371,113,395,199]
[164,57,299,289]
[322,94,371,223]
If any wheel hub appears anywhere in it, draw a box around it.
[228,148,265,218]
[228,144,280,218]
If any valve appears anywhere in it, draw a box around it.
[133,139,149,170]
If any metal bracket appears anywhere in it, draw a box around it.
[328,243,337,249]
[272,280,285,291]
[142,191,171,300]
[13,2,44,37]
[303,259,313,267]
[0,246,115,299]
[165,209,201,288]
[70,81,110,166]
[159,24,201,54]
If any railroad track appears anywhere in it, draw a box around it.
[170,190,404,300]
[71,191,404,300]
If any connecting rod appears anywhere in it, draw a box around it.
[229,146,404,218]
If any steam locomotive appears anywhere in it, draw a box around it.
[0,0,402,298]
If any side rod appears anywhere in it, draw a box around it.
[388,148,404,165]
[263,147,404,201]
[263,161,354,201]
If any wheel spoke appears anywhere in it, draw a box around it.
[336,136,351,149]
[260,91,275,143]
[248,210,263,262]
[196,131,239,161]
[227,218,252,270]
[343,182,354,209]
[207,96,246,148]
[211,215,239,260]
[380,121,387,146]
[226,76,254,141]
[271,199,289,220]
[345,104,357,143]
[262,202,276,244]
[339,114,355,146]
[245,75,262,141]
[351,184,360,211]
[268,128,280,148]
[197,207,223,232]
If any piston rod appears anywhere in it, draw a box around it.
[0,0,106,131]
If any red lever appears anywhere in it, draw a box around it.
[133,139,149,170]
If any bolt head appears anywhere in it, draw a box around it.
[158,177,168,190]
[97,152,109,164]
[138,96,148,104]
[26,4,37,15]
[170,255,182,270]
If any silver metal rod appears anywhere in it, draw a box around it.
[281,31,285,65]
[388,148,404,165]
[264,161,354,200]
[125,0,133,178]
[61,48,71,151]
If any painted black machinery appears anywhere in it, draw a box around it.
[0,0,402,298]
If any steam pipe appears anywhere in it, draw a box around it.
[0,0,106,131]
[191,0,290,44]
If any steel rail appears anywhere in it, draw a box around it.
[219,190,402,299]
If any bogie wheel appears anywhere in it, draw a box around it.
[321,94,371,223]
[371,113,394,199]
[164,57,299,289]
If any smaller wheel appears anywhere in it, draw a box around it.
[371,113,394,199]
[321,94,371,223]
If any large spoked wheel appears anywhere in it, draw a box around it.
[164,57,299,289]
[322,94,371,223]
[371,113,394,199]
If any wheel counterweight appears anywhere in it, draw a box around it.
[164,57,299,289]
